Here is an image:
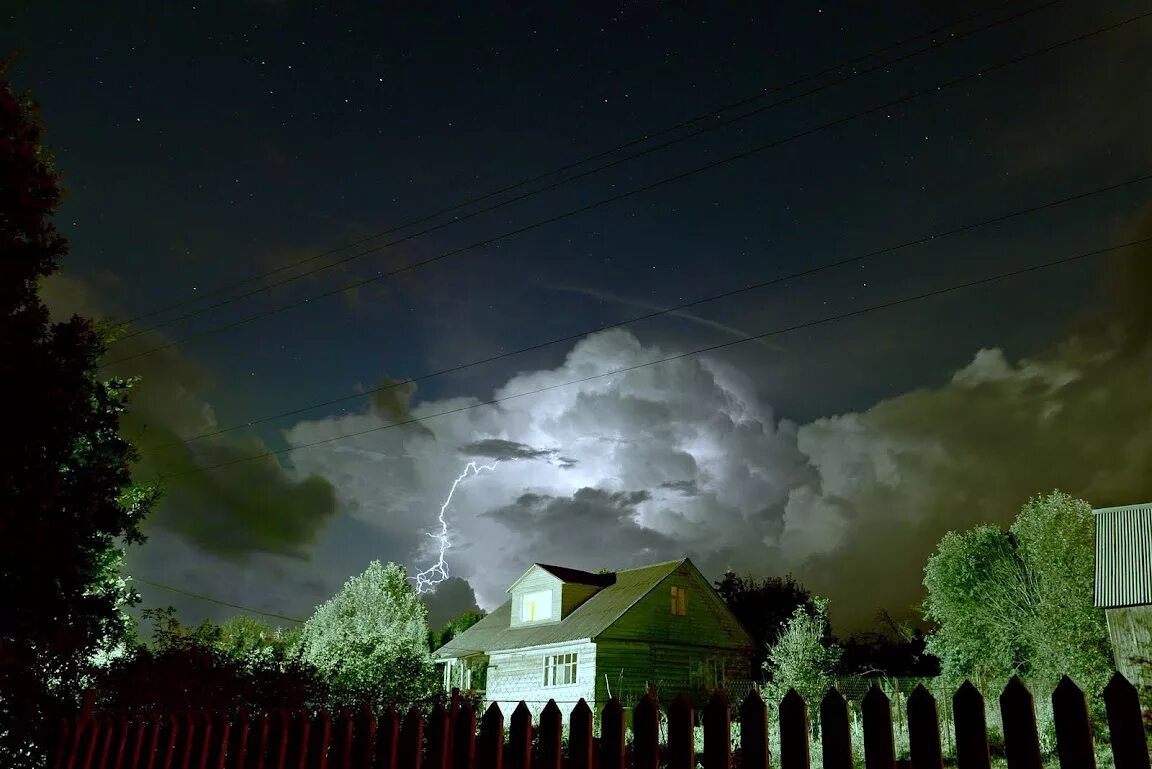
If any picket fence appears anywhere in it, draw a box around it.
[53,672,1150,769]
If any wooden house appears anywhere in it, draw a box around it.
[432,557,754,716]
[1094,502,1152,689]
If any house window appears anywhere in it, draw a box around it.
[521,590,553,622]
[691,658,726,691]
[543,652,578,686]
[671,585,688,616]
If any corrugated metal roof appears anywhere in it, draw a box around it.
[433,559,685,658]
[1094,503,1152,608]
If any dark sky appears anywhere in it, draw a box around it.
[6,1,1152,634]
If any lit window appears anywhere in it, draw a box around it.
[543,652,579,686]
[521,590,552,622]
[671,585,687,616]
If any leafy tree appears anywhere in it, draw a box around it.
[762,597,842,712]
[428,609,487,651]
[839,610,940,677]
[714,571,814,675]
[295,561,439,706]
[922,491,1112,698]
[0,63,156,767]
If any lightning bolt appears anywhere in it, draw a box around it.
[414,460,498,594]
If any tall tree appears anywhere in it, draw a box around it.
[0,63,156,767]
[295,561,439,706]
[714,571,815,675]
[922,490,1112,698]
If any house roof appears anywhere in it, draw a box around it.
[535,563,617,587]
[1094,503,1152,608]
[433,559,685,658]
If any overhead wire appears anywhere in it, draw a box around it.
[112,0,1055,331]
[151,234,1152,481]
[102,6,1152,367]
[139,172,1152,453]
[133,578,307,624]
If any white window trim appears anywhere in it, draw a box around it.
[542,652,579,687]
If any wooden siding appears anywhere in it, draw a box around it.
[595,640,750,707]
[485,641,597,717]
[1106,605,1152,689]
[508,568,562,629]
[596,560,752,650]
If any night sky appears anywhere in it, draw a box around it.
[6,1,1152,633]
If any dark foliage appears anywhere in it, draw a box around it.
[427,609,487,651]
[0,61,156,767]
[713,570,815,676]
[838,610,941,677]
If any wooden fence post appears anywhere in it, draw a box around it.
[427,703,450,769]
[143,717,164,769]
[158,712,182,769]
[398,706,424,769]
[476,703,503,769]
[327,709,351,769]
[703,691,731,769]
[452,700,476,769]
[507,703,532,769]
[568,699,594,769]
[252,712,272,769]
[599,699,626,769]
[1052,676,1095,769]
[79,714,101,769]
[999,677,1042,769]
[538,700,563,769]
[952,681,990,769]
[376,705,399,769]
[95,715,115,769]
[230,713,250,769]
[207,713,229,769]
[780,689,810,769]
[192,712,212,769]
[740,689,769,769]
[907,685,942,769]
[311,709,332,769]
[667,695,695,769]
[863,685,896,769]
[633,692,660,769]
[820,688,853,769]
[1104,672,1151,769]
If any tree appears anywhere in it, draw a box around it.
[839,610,940,677]
[762,597,842,712]
[428,609,487,651]
[922,490,1112,697]
[714,571,815,675]
[295,562,439,706]
[0,63,156,767]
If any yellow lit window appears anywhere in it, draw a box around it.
[521,590,552,622]
[671,585,687,616]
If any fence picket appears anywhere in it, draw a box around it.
[229,714,250,769]
[398,707,424,769]
[538,700,563,769]
[79,715,101,769]
[375,705,398,769]
[999,677,1043,769]
[599,699,626,769]
[568,699,593,769]
[1104,672,1151,769]
[427,703,450,769]
[95,715,115,769]
[907,685,942,769]
[779,689,809,769]
[145,717,165,769]
[740,689,769,769]
[452,700,476,769]
[633,692,660,769]
[508,703,532,769]
[325,710,350,769]
[192,712,212,769]
[252,713,273,769]
[207,713,229,769]
[310,710,331,769]
[476,703,503,769]
[820,688,853,769]
[1052,676,1095,769]
[703,691,731,769]
[667,695,695,769]
[111,717,131,769]
[952,681,990,769]
[863,685,896,769]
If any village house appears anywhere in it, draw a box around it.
[432,557,754,716]
[1094,502,1152,690]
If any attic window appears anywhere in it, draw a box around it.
[521,590,553,622]
[671,585,687,616]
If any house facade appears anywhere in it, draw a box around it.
[1094,503,1152,689]
[432,558,754,717]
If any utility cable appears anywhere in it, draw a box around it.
[151,234,1152,481]
[114,0,1054,330]
[104,6,1150,367]
[133,578,307,624]
[139,172,1152,452]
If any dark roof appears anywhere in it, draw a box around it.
[1094,503,1152,608]
[433,559,685,657]
[535,563,617,587]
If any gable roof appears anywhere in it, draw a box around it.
[536,563,617,587]
[1095,503,1152,608]
[433,559,685,658]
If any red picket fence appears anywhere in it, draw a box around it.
[51,672,1150,769]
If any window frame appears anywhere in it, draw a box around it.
[670,585,688,616]
[520,589,553,622]
[542,652,579,687]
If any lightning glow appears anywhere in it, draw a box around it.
[414,460,498,594]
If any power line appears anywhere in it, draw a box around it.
[151,235,1152,481]
[134,577,307,624]
[140,173,1152,453]
[114,0,1053,331]
[104,6,1149,368]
